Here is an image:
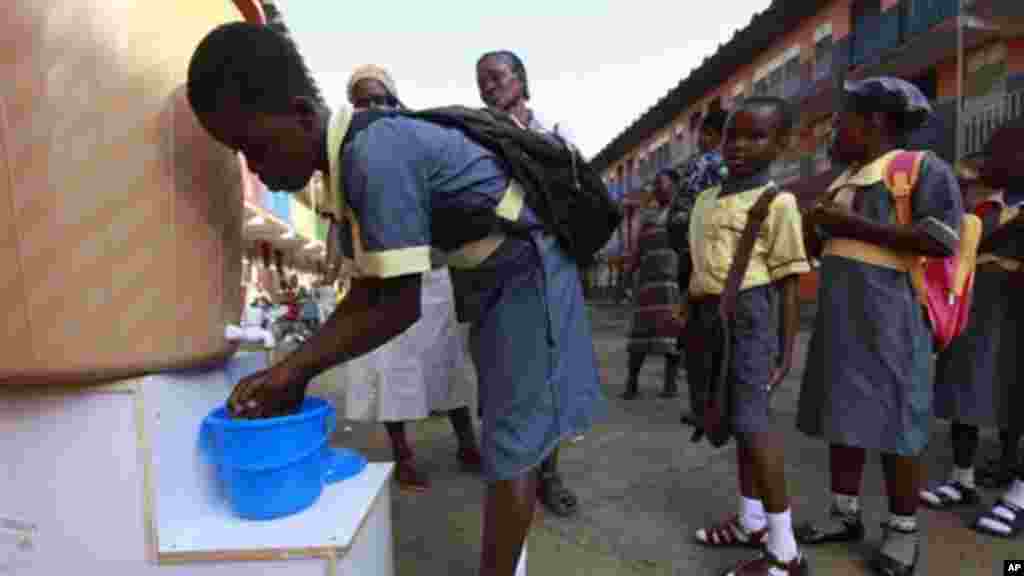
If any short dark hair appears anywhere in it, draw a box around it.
[478,50,530,100]
[701,108,729,134]
[735,96,794,137]
[187,22,324,121]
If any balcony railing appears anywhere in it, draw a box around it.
[906,0,960,40]
[960,89,1024,157]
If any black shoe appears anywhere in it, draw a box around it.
[872,523,920,576]
[795,504,865,545]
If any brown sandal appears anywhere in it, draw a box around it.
[695,515,768,549]
[720,551,809,576]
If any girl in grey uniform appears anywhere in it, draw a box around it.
[795,77,963,576]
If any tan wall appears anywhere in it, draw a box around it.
[0,1,263,385]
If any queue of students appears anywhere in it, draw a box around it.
[184,22,1023,575]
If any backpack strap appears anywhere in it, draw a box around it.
[883,151,929,302]
[882,150,926,227]
[719,183,782,320]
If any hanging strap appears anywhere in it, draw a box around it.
[718,183,782,320]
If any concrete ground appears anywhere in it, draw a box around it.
[328,303,1021,575]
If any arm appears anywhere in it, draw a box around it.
[812,154,962,258]
[765,193,812,390]
[801,215,824,260]
[772,274,800,386]
[978,210,1024,252]
[811,208,953,257]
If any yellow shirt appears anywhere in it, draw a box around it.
[688,183,811,298]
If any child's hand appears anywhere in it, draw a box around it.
[809,204,855,234]
[765,362,791,394]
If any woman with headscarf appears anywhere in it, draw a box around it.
[475,50,585,518]
[311,64,483,492]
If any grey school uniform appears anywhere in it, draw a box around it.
[934,202,1021,430]
[797,151,963,456]
[332,113,606,481]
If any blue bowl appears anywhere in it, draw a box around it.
[201,397,335,470]
[200,397,367,521]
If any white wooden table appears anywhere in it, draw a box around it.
[0,352,394,576]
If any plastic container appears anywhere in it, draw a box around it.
[200,397,367,521]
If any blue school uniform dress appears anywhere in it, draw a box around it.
[934,200,1021,431]
[687,173,810,433]
[796,151,963,456]
[327,111,606,481]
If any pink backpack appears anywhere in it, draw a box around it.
[883,151,981,352]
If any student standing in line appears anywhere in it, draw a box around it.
[187,24,605,576]
[668,108,729,427]
[311,64,483,492]
[795,78,964,576]
[971,117,1024,539]
[689,97,810,576]
[475,49,585,518]
[918,153,1019,513]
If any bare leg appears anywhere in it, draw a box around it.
[385,421,429,491]
[448,405,482,472]
[480,471,538,576]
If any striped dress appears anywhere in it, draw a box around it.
[628,206,681,356]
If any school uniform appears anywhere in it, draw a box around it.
[796,150,964,456]
[323,111,606,481]
[934,200,1021,431]
[687,173,810,434]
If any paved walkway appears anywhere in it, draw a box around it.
[328,304,1021,575]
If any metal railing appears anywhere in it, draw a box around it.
[960,89,1024,157]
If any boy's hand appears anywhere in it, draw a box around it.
[228,364,307,419]
[766,362,791,394]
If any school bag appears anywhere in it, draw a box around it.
[690,183,783,448]
[341,106,623,266]
[883,151,982,352]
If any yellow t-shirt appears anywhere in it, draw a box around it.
[688,183,810,298]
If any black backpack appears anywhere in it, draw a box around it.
[343,106,622,266]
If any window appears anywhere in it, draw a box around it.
[814,34,833,81]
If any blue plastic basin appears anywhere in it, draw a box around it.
[200,396,367,521]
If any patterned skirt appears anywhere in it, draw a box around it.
[628,220,681,356]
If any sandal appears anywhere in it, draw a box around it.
[976,459,1016,489]
[974,498,1024,538]
[695,515,768,549]
[794,504,865,545]
[537,472,578,517]
[720,550,809,576]
[872,523,920,576]
[395,458,430,493]
[919,480,979,509]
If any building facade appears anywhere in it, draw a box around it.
[593,0,1024,300]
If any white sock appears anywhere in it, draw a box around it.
[833,492,860,515]
[739,496,767,532]
[952,466,975,489]
[889,513,917,532]
[765,509,799,563]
